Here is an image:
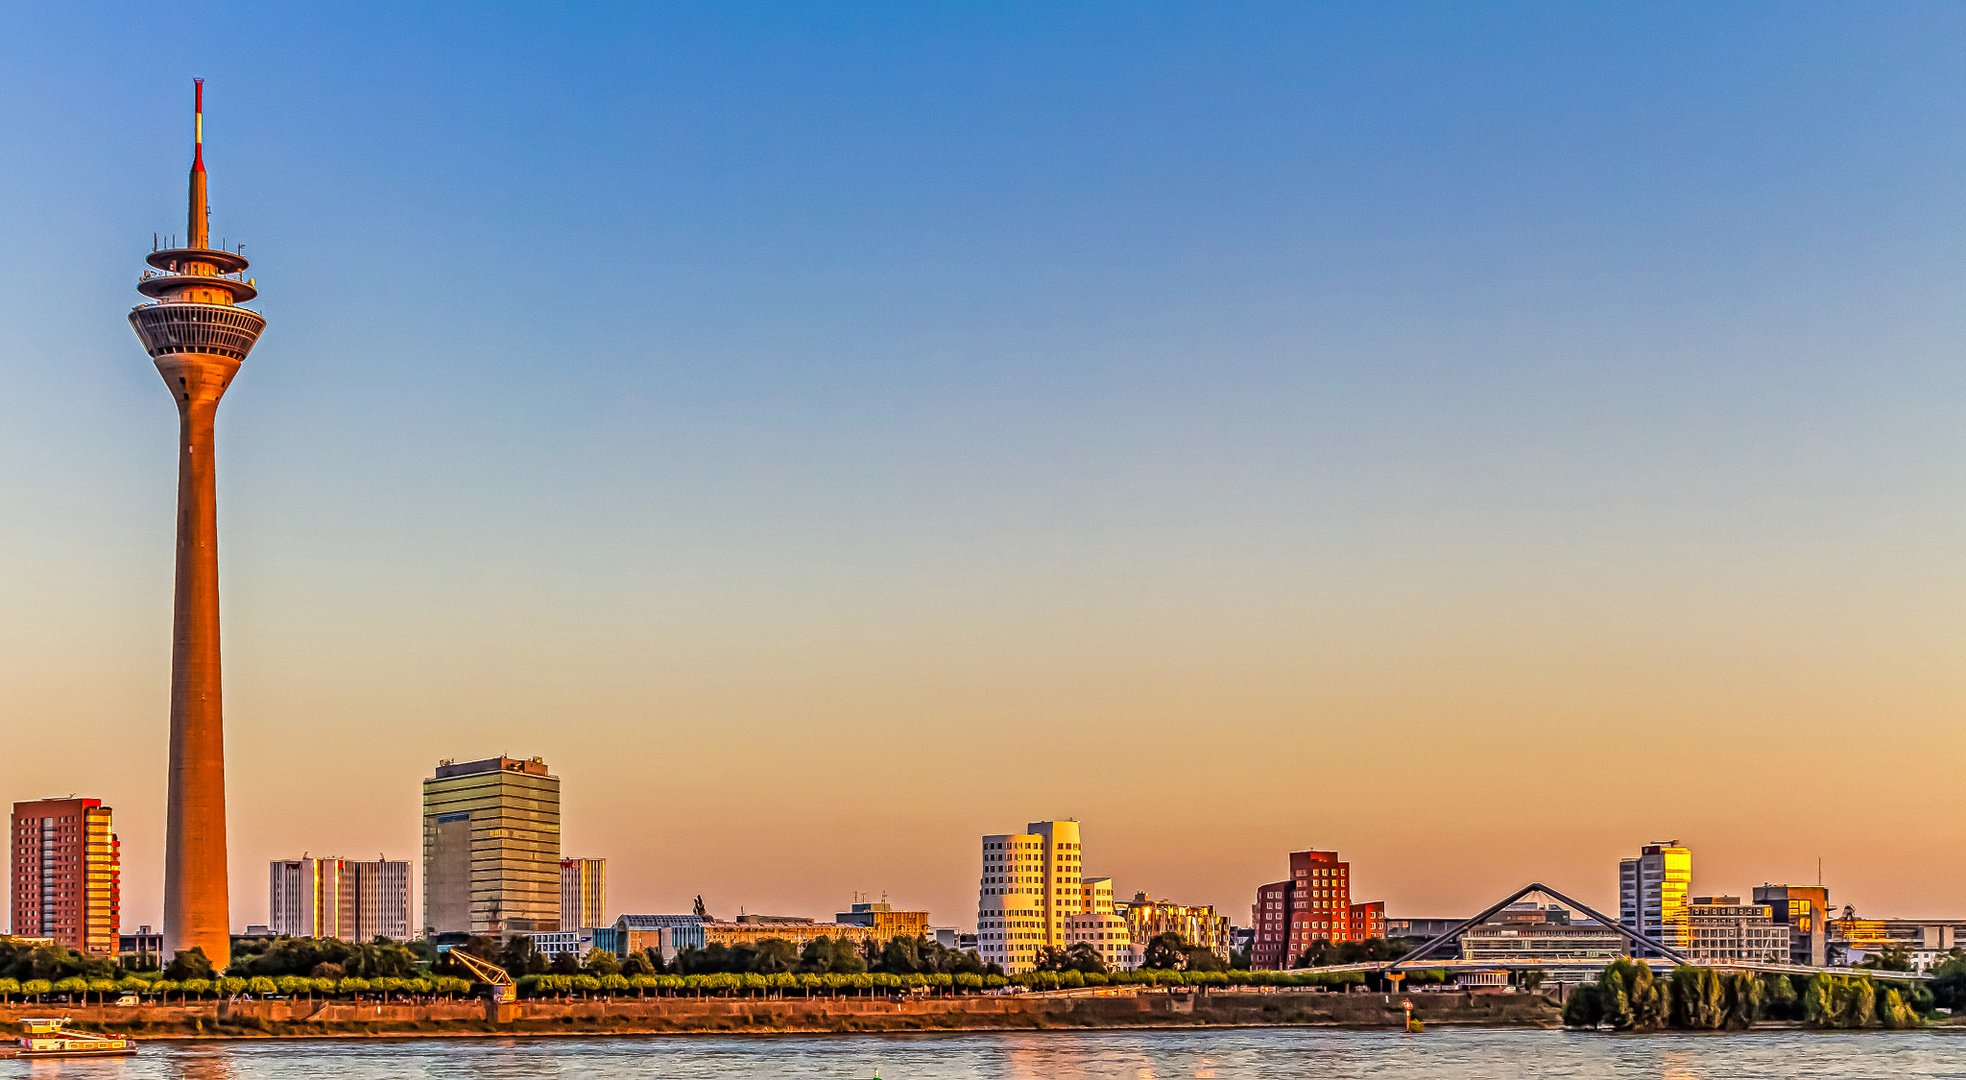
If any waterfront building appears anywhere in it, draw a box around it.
[10,798,120,955]
[1385,916,1464,943]
[133,83,268,972]
[1065,909,1136,970]
[1065,875,1133,970]
[118,925,163,968]
[528,928,595,958]
[269,857,411,942]
[702,921,884,951]
[560,858,606,931]
[1123,893,1233,965]
[422,756,562,937]
[1250,849,1384,969]
[1752,884,1830,967]
[1684,896,1789,964]
[977,820,1086,973]
[835,899,930,940]
[1619,841,1692,955]
[1827,914,1966,970]
[597,913,704,962]
[1460,922,1625,964]
[598,912,885,958]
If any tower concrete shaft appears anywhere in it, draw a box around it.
[130,80,265,971]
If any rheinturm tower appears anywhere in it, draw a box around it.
[129,80,265,970]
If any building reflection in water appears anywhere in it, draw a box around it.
[175,1050,238,1080]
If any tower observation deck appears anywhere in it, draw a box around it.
[132,79,263,971]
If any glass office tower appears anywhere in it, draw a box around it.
[422,757,561,937]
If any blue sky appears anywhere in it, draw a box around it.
[3,3,1964,927]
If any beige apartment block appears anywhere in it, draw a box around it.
[977,820,1086,973]
[1686,896,1791,964]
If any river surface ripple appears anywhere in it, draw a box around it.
[7,1028,1966,1080]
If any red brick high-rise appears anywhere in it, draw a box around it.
[1250,849,1386,969]
[10,799,121,955]
[130,80,267,971]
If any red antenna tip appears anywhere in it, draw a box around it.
[192,79,205,172]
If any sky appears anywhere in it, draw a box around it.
[2,2,1964,936]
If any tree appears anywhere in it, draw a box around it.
[164,948,216,982]
[498,935,541,979]
[1592,958,1670,1032]
[1929,949,1966,1010]
[1182,947,1225,973]
[1141,933,1188,970]
[619,950,657,977]
[584,949,622,977]
[1859,944,1914,973]
[797,936,866,975]
[748,939,797,975]
[1064,943,1109,975]
[1561,984,1605,1028]
[1291,939,1337,968]
[549,951,582,976]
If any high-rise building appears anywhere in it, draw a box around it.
[133,81,267,973]
[268,857,410,942]
[354,859,412,942]
[1619,841,1692,955]
[269,858,354,940]
[423,757,561,937]
[1250,849,1384,969]
[560,858,606,931]
[10,799,120,955]
[977,820,1085,973]
[1753,884,1830,967]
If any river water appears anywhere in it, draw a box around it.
[8,1028,1965,1079]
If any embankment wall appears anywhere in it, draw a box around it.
[0,990,1560,1038]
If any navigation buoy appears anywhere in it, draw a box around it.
[1403,998,1423,1033]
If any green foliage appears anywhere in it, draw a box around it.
[1588,958,1670,1031]
[1929,950,1966,1010]
[1804,973,1878,1028]
[1877,985,1920,1029]
[1758,972,1801,1020]
[1561,985,1604,1028]
[228,937,419,980]
[164,948,216,981]
[0,939,118,982]
[584,949,622,977]
[1141,933,1188,970]
[1858,944,1915,973]
[1293,936,1409,970]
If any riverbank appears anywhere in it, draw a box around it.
[0,990,1561,1039]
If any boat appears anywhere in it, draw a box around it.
[9,1018,137,1059]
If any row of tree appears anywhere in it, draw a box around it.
[443,933,995,980]
[503,966,1404,997]
[0,973,472,1003]
[1562,958,1937,1030]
